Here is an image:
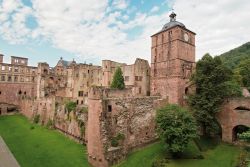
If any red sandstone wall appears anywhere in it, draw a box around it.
[87,87,164,167]
[87,88,109,167]
[0,83,36,106]
[217,98,250,143]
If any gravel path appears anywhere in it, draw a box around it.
[0,136,20,167]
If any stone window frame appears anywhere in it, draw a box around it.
[78,91,84,97]
[124,76,129,81]
[8,75,12,82]
[1,75,5,81]
[14,75,18,82]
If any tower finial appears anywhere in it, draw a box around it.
[169,11,176,22]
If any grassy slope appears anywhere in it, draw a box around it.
[0,115,90,167]
[116,139,241,167]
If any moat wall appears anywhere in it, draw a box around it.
[20,97,88,143]
[87,87,167,167]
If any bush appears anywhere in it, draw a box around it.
[30,126,35,130]
[80,107,88,113]
[151,158,168,167]
[46,119,54,129]
[156,104,197,156]
[111,133,125,147]
[111,138,119,147]
[33,114,40,124]
[65,101,77,113]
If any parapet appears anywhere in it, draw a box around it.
[88,86,134,100]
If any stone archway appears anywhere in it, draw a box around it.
[232,125,249,142]
[217,98,250,143]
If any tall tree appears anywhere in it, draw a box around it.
[156,104,197,157]
[189,54,232,136]
[111,67,125,89]
[235,58,250,90]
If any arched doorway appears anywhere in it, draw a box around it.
[232,125,249,142]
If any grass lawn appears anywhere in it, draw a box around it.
[116,138,242,167]
[0,115,90,167]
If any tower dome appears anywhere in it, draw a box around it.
[162,12,185,31]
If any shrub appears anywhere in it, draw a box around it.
[33,114,40,124]
[65,101,77,113]
[111,138,119,147]
[80,107,88,113]
[46,119,54,129]
[111,133,125,147]
[156,104,197,156]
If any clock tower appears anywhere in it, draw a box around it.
[151,12,196,104]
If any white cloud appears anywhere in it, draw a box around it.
[150,6,159,13]
[112,0,128,10]
[173,0,250,59]
[0,0,250,64]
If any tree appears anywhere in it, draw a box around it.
[236,58,250,91]
[111,67,125,89]
[188,54,232,136]
[156,104,197,157]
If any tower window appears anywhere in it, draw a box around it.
[108,105,112,112]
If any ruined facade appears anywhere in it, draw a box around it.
[0,55,37,115]
[0,12,199,167]
[87,87,166,167]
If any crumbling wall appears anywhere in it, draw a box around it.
[217,98,250,143]
[87,87,164,167]
[20,96,88,142]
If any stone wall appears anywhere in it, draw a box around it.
[0,103,18,115]
[0,83,36,106]
[217,98,250,143]
[87,87,164,167]
[20,97,88,142]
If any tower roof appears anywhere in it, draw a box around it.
[151,12,195,37]
[162,12,185,31]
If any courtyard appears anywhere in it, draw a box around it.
[0,115,90,167]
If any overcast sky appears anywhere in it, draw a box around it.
[0,0,250,66]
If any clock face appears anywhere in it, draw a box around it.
[184,33,189,42]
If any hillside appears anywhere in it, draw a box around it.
[219,42,250,69]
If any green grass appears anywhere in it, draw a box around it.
[116,138,242,167]
[0,115,90,167]
[115,142,166,167]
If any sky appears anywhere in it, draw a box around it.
[0,0,250,67]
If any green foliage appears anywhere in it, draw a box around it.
[46,119,54,129]
[111,133,125,147]
[65,101,77,112]
[235,58,250,90]
[189,54,232,135]
[238,131,250,142]
[151,158,168,167]
[77,120,85,137]
[220,42,250,69]
[33,114,40,124]
[111,67,125,89]
[80,107,88,113]
[111,138,119,147]
[224,81,242,97]
[156,104,197,155]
